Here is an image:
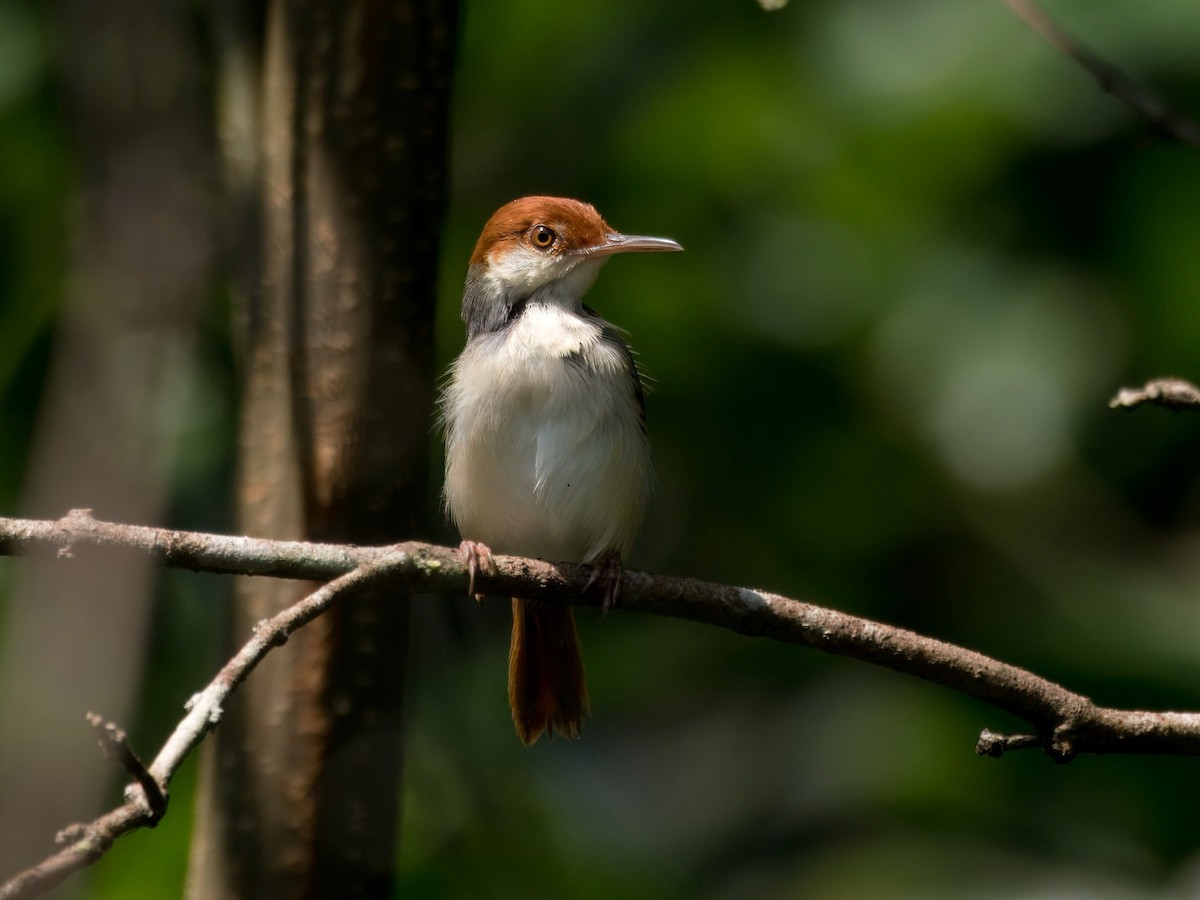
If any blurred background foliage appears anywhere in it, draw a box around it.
[3,0,1200,897]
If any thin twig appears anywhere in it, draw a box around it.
[2,509,1200,894]
[0,555,406,900]
[1005,0,1200,151]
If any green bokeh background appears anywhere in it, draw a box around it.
[5,1,1200,897]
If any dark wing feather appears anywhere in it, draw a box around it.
[583,304,647,425]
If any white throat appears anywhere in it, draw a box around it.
[484,247,607,309]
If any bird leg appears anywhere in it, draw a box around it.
[459,540,495,601]
[585,549,624,615]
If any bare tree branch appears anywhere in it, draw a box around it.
[1005,0,1200,151]
[3,507,1200,895]
[0,558,403,900]
[1110,377,1200,412]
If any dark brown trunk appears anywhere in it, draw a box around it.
[187,2,457,897]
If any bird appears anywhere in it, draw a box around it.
[441,196,682,744]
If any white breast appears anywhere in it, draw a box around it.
[442,303,651,564]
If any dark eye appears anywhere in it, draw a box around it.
[530,224,556,249]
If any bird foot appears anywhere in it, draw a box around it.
[459,540,494,601]
[585,549,624,616]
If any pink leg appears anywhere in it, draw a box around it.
[585,549,624,614]
[459,540,494,601]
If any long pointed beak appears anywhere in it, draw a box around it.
[575,233,684,258]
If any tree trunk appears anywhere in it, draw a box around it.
[186,2,457,897]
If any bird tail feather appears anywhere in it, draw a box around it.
[508,598,589,745]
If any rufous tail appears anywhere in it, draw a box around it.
[508,598,589,745]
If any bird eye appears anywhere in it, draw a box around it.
[530,225,556,249]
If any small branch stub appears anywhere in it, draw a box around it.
[976,724,1096,764]
[976,729,1054,760]
[1005,0,1200,151]
[1110,377,1200,412]
[86,713,166,820]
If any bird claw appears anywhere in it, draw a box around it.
[459,540,494,602]
[586,550,624,617]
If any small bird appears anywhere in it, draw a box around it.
[441,196,682,744]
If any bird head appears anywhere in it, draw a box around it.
[462,196,682,338]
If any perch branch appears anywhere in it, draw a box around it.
[3,508,1200,896]
[1005,0,1200,151]
[1110,377,1200,412]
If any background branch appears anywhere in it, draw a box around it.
[1005,0,1200,150]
